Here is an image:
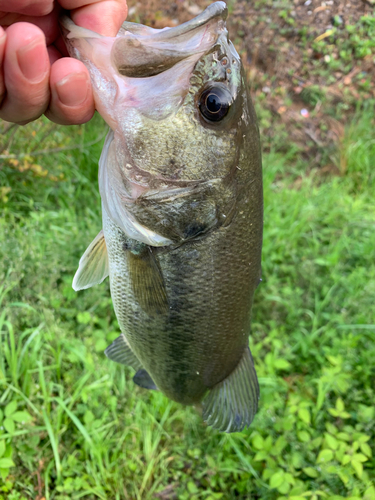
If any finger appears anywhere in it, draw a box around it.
[61,0,128,36]
[0,23,50,123]
[0,13,20,25]
[0,1,53,17]
[0,5,60,46]
[45,57,94,125]
[0,27,5,103]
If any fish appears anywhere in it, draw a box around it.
[62,1,263,433]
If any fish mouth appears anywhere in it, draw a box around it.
[112,2,228,78]
[60,2,230,122]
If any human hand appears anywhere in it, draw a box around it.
[0,0,128,125]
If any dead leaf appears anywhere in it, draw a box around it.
[314,29,334,42]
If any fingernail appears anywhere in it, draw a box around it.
[55,72,90,106]
[17,38,49,82]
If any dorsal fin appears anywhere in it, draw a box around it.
[73,230,109,291]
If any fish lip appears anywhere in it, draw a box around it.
[142,2,228,40]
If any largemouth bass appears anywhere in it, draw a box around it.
[62,1,263,433]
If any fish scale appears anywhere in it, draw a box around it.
[65,1,263,432]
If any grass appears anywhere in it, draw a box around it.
[0,105,375,500]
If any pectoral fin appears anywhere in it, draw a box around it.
[73,230,109,291]
[133,369,158,391]
[202,347,259,433]
[126,243,169,317]
[104,333,142,371]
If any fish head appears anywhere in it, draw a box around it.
[116,7,249,184]
[61,2,259,244]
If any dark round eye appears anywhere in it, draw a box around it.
[199,86,232,122]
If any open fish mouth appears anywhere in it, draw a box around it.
[60,2,232,125]
[61,2,228,105]
[113,2,228,78]
[61,2,227,74]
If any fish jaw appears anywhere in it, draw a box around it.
[60,2,228,130]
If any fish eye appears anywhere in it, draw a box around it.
[199,86,232,122]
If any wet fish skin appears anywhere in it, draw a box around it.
[65,2,263,432]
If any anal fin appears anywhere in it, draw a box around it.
[73,230,109,291]
[104,334,142,371]
[202,347,259,433]
[133,369,158,391]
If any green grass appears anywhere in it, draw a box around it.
[0,106,375,500]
